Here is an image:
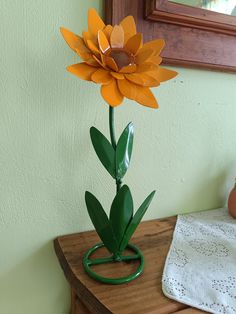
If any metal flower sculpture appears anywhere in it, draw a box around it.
[61,8,178,284]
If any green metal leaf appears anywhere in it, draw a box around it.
[119,190,156,252]
[85,191,118,254]
[109,185,133,248]
[90,127,116,179]
[116,122,134,180]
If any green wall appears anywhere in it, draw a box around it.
[0,1,235,313]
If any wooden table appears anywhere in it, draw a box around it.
[54,217,207,314]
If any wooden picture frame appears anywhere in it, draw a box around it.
[105,0,236,72]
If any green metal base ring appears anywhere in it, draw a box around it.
[83,243,144,284]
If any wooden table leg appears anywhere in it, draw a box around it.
[71,288,90,314]
[70,289,77,314]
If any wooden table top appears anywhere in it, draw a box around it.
[54,217,207,314]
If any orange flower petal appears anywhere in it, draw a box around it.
[85,58,100,67]
[135,48,154,65]
[125,73,143,85]
[136,63,159,73]
[111,72,124,80]
[91,69,112,84]
[103,25,113,40]
[60,27,90,59]
[102,55,118,72]
[110,25,124,49]
[101,78,124,107]
[93,55,107,69]
[148,55,162,65]
[88,8,105,37]
[86,39,100,55]
[67,63,98,81]
[118,79,158,108]
[153,67,178,82]
[125,73,160,87]
[119,64,137,74]
[98,30,110,54]
[141,39,165,56]
[82,30,98,48]
[82,31,92,44]
[125,34,143,55]
[120,16,137,44]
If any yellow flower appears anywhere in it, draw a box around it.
[60,8,178,108]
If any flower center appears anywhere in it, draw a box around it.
[109,49,133,70]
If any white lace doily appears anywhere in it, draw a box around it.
[162,208,236,314]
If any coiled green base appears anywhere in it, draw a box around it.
[83,243,144,284]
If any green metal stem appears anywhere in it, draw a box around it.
[109,106,116,149]
[109,106,122,193]
[116,179,122,193]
